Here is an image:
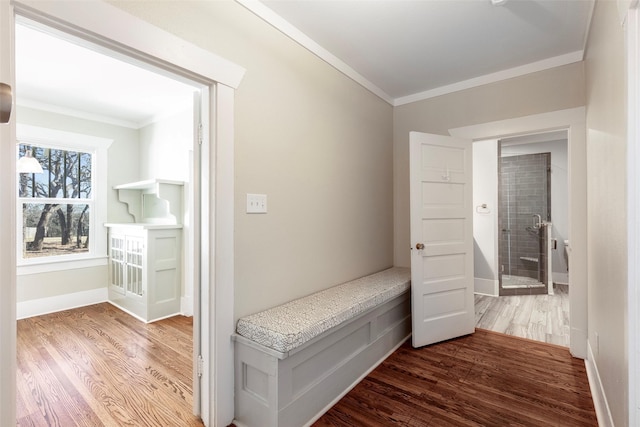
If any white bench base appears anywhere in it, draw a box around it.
[233,291,410,427]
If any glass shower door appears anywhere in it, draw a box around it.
[498,152,551,294]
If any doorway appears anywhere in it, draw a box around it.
[449,106,588,359]
[473,131,570,346]
[14,17,202,423]
[1,2,242,425]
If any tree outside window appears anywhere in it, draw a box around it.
[18,144,93,259]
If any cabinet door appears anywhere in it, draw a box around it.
[109,234,126,294]
[125,235,144,297]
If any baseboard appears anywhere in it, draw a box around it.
[302,333,412,427]
[474,278,499,296]
[585,342,615,427]
[17,287,108,320]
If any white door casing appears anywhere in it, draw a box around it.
[0,1,244,426]
[410,132,475,348]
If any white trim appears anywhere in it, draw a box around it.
[235,0,394,104]
[586,342,615,427]
[213,83,236,427]
[17,256,106,275]
[13,0,246,89]
[0,1,17,423]
[474,278,499,297]
[449,107,588,359]
[17,287,108,320]
[394,52,584,106]
[237,0,587,107]
[628,6,640,427]
[4,2,243,426]
[17,98,141,129]
[16,124,112,269]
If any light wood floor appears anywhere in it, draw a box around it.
[475,285,570,347]
[314,329,597,426]
[16,303,203,427]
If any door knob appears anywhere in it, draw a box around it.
[416,243,425,250]
[0,83,12,124]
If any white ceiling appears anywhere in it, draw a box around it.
[15,22,198,129]
[14,0,595,124]
[249,0,594,105]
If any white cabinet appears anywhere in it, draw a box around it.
[106,223,182,323]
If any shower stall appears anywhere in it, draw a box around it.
[498,152,552,295]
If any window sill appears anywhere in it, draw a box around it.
[17,256,108,276]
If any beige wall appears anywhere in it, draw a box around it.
[584,0,628,425]
[393,62,585,267]
[110,0,394,320]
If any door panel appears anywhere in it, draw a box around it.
[410,132,474,348]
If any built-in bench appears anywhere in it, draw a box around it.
[233,267,411,427]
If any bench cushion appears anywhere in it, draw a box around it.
[235,267,410,353]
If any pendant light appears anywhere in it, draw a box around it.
[17,149,43,174]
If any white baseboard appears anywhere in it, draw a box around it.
[553,272,569,285]
[585,342,615,427]
[17,287,108,320]
[475,278,499,296]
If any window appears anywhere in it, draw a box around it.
[17,124,112,274]
[19,144,93,259]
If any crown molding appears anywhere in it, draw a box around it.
[394,51,584,107]
[236,0,394,105]
[238,0,590,108]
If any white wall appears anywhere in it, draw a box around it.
[139,106,194,314]
[584,0,628,425]
[138,107,193,182]
[501,139,569,283]
[472,139,499,295]
[16,106,140,304]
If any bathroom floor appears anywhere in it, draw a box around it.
[474,284,569,347]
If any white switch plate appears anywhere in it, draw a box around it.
[246,193,267,213]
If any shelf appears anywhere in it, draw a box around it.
[114,179,184,224]
[113,179,184,191]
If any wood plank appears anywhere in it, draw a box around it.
[314,330,597,426]
[16,303,203,427]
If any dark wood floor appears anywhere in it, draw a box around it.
[16,303,204,427]
[314,329,598,427]
[18,305,597,427]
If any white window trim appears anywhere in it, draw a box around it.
[16,123,112,275]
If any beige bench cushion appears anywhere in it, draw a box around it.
[235,267,410,353]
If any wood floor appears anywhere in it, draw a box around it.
[314,329,597,427]
[475,285,570,347]
[16,303,203,427]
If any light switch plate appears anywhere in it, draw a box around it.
[247,193,267,213]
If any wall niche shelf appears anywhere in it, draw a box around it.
[114,179,184,224]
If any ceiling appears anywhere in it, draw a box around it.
[15,22,198,129]
[15,0,594,125]
[246,0,594,105]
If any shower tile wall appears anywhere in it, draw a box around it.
[499,153,550,290]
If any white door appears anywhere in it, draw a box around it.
[410,131,475,348]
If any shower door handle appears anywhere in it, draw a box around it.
[532,214,542,230]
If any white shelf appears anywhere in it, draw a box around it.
[113,179,184,224]
[113,179,184,190]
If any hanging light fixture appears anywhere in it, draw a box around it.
[17,149,43,174]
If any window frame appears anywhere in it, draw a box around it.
[16,124,112,275]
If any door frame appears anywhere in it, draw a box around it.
[0,1,245,426]
[449,106,587,358]
[627,4,640,426]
